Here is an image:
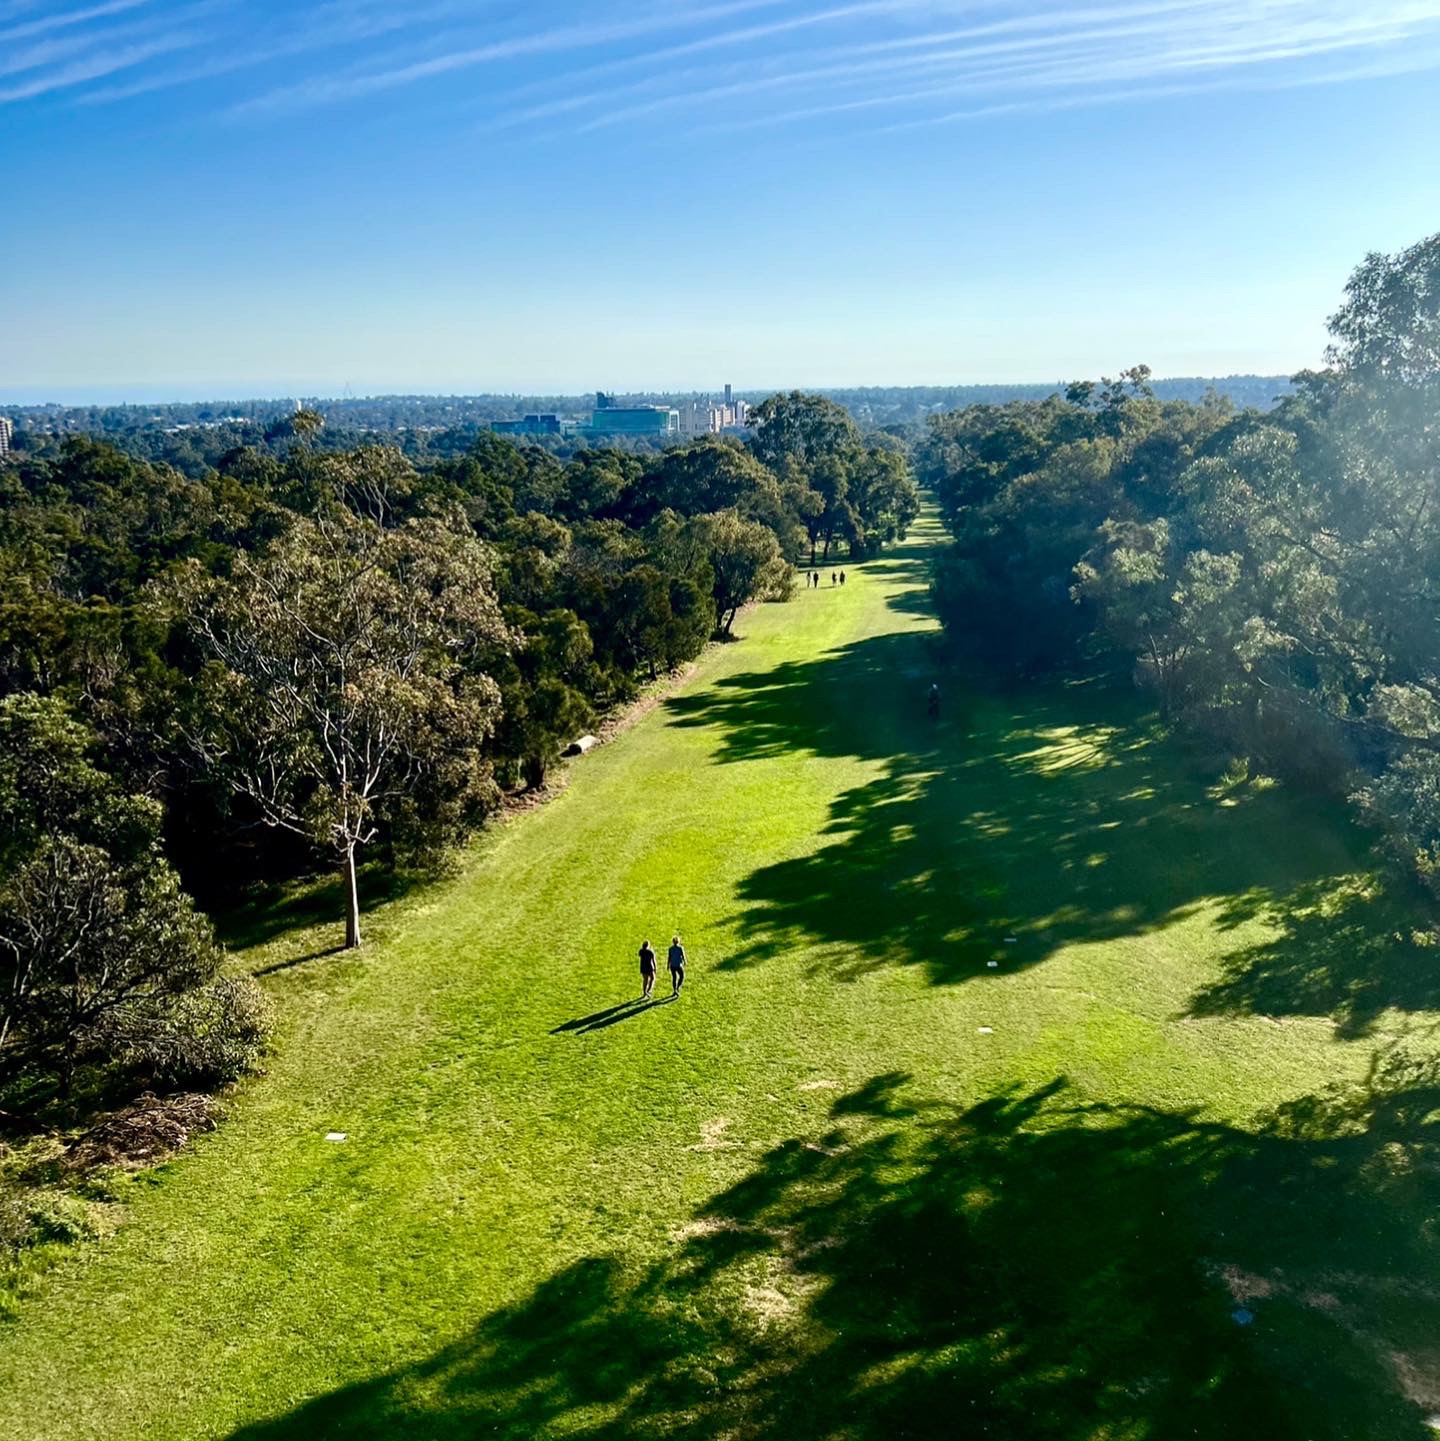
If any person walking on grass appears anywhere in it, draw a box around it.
[840,570,846,587]
[639,939,657,1000]
[668,935,687,997]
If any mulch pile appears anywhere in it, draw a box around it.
[66,1093,220,1172]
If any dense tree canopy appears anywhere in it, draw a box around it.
[0,392,908,1026]
[925,232,1440,897]
[0,695,264,1106]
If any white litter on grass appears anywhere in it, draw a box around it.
[325,1132,347,1143]
[986,960,999,968]
[1003,936,1018,944]
[977,1027,994,1035]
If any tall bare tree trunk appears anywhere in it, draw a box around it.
[344,844,362,950]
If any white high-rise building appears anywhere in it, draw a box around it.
[676,386,749,438]
[0,417,12,458]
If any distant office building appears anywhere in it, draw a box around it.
[0,417,12,458]
[491,413,562,437]
[587,396,680,436]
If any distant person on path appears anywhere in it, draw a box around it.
[839,570,846,586]
[668,935,687,997]
[639,939,657,1000]
[928,682,941,719]
[831,571,837,586]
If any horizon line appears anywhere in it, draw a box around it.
[0,371,1301,409]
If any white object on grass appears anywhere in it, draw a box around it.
[1004,936,1017,944]
[986,960,999,968]
[977,1026,994,1035]
[325,1132,347,1142]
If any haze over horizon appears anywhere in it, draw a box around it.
[0,373,1295,410]
[5,0,1439,400]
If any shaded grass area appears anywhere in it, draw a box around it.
[4,513,1440,1439]
[667,539,1434,1038]
[214,862,429,958]
[230,1063,1440,1440]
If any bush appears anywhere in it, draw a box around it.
[1354,751,1440,899]
[113,978,269,1091]
[0,1181,30,1254]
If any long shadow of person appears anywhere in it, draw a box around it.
[550,998,674,1036]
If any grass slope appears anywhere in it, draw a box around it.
[3,517,1440,1439]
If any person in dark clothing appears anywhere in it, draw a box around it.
[830,571,837,586]
[639,939,657,999]
[667,935,687,996]
[928,682,941,719]
[839,570,846,586]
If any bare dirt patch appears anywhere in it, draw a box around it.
[688,1117,737,1152]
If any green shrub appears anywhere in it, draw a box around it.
[0,1181,31,1254]
[116,977,270,1091]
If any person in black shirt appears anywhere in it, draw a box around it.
[638,939,657,1000]
[667,936,687,997]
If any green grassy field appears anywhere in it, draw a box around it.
[3,515,1440,1439]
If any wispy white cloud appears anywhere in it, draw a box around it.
[487,0,1440,139]
[5,0,1440,135]
[0,0,150,44]
[0,29,201,101]
[559,2,1220,132]
[78,0,521,104]
[1,28,125,77]
[230,0,792,116]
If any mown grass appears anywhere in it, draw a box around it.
[2,515,1439,1439]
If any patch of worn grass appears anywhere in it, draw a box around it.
[1,515,1439,1440]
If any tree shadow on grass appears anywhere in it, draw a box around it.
[252,945,346,978]
[1188,875,1440,1038]
[214,865,429,958]
[666,621,1438,1022]
[225,1065,1440,1440]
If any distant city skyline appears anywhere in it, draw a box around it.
[4,1,1439,398]
[0,374,1295,409]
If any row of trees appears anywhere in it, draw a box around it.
[924,232,1440,898]
[0,393,916,1116]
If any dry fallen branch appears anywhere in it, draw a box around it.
[65,1092,220,1172]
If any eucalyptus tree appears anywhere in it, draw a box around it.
[179,494,511,949]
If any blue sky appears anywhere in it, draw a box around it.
[3,0,1439,401]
